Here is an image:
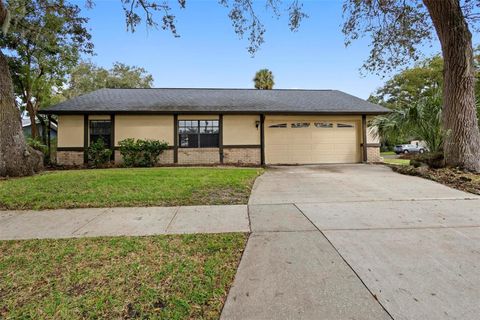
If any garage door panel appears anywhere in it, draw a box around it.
[334,144,357,152]
[265,120,360,164]
[288,144,312,151]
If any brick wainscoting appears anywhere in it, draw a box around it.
[57,151,84,166]
[178,148,220,164]
[223,147,260,165]
[366,147,382,163]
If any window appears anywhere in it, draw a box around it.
[337,123,355,128]
[269,123,287,128]
[89,120,111,147]
[179,120,219,148]
[314,122,333,128]
[291,122,310,128]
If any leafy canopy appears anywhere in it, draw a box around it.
[1,0,93,104]
[116,0,307,55]
[368,56,444,110]
[63,61,154,98]
[342,0,480,74]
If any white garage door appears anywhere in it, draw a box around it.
[265,120,360,164]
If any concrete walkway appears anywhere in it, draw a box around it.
[0,205,249,240]
[222,165,480,320]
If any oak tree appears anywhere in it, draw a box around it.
[343,0,480,171]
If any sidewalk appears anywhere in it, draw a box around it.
[0,205,249,240]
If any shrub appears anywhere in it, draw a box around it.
[27,138,48,155]
[119,138,168,167]
[87,138,112,167]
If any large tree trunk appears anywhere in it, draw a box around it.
[424,0,480,172]
[0,1,43,177]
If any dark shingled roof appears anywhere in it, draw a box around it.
[41,88,389,115]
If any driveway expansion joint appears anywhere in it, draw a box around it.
[292,202,395,320]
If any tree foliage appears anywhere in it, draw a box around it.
[63,61,154,98]
[253,68,274,90]
[370,53,480,120]
[368,56,444,110]
[342,0,480,74]
[119,0,307,55]
[370,53,480,148]
[371,91,444,152]
[0,0,93,139]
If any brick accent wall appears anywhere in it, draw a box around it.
[223,148,260,165]
[114,149,174,165]
[178,148,220,164]
[366,147,382,163]
[57,151,84,166]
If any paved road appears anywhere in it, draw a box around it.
[222,164,480,320]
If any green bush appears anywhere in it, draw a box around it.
[27,138,48,155]
[87,138,112,167]
[118,138,168,167]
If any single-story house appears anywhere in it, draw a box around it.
[40,88,389,166]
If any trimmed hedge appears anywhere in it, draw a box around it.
[118,138,168,167]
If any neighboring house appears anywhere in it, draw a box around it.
[40,88,388,166]
[22,118,58,139]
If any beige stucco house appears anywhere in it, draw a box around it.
[40,88,388,166]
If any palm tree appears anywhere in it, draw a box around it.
[371,91,444,153]
[253,69,274,90]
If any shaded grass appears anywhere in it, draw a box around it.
[0,167,263,210]
[0,233,247,319]
[383,158,411,166]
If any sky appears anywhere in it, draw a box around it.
[73,0,443,99]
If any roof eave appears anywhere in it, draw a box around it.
[39,109,390,115]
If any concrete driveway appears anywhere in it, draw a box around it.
[222,164,480,320]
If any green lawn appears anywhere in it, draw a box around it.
[383,158,411,166]
[0,233,247,319]
[0,167,262,210]
[380,151,396,156]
